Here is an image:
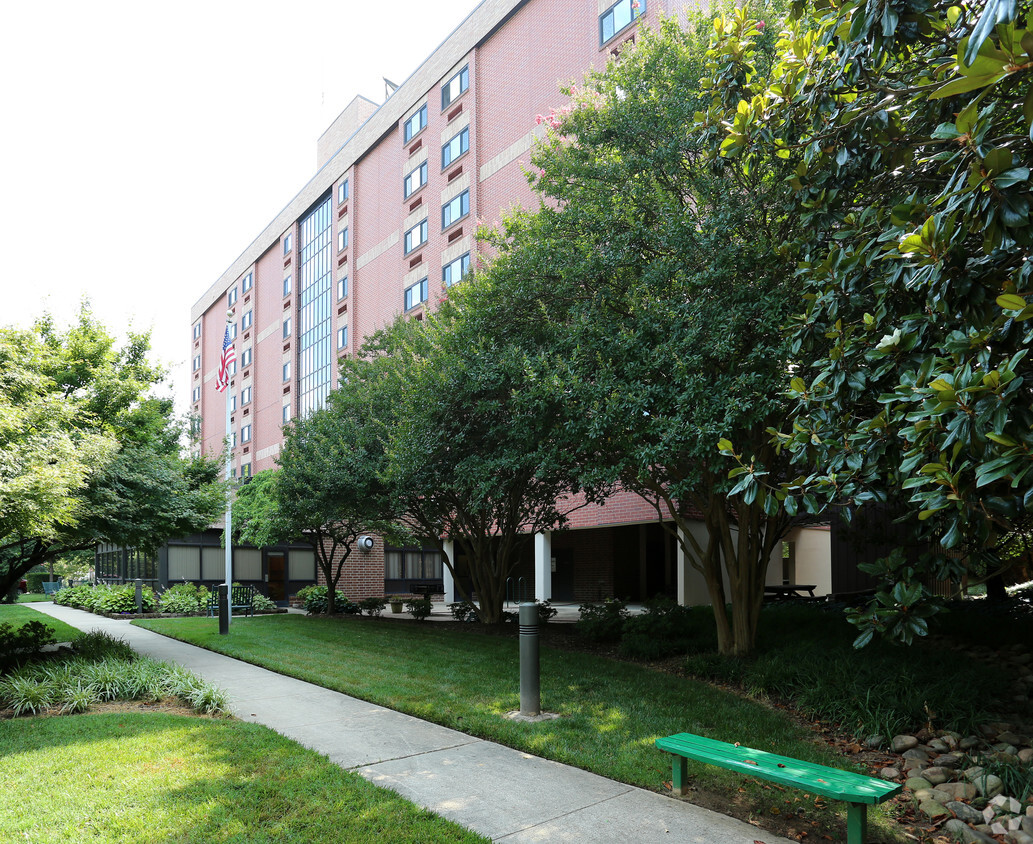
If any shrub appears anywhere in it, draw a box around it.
[448,600,479,622]
[251,592,277,612]
[71,631,137,662]
[576,598,629,643]
[405,596,433,621]
[619,597,705,660]
[357,597,387,617]
[295,585,348,614]
[25,571,50,593]
[158,583,210,615]
[501,600,557,626]
[53,583,97,611]
[91,583,157,614]
[0,621,57,671]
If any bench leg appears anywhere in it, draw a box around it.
[671,756,688,797]
[846,802,866,844]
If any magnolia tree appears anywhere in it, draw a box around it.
[708,0,1033,643]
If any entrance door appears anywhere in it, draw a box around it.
[267,553,286,601]
[552,549,574,601]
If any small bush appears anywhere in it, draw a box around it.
[448,600,479,622]
[357,597,387,617]
[295,585,349,614]
[251,592,277,612]
[576,598,629,642]
[406,596,433,621]
[158,583,210,615]
[0,621,57,670]
[619,597,705,660]
[71,631,137,662]
[54,583,157,614]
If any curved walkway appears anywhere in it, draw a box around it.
[29,602,791,844]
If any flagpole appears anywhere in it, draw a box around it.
[223,309,234,630]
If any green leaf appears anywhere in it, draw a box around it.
[983,147,1014,177]
[997,293,1027,311]
[930,73,1006,99]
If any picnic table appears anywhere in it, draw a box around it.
[764,583,817,600]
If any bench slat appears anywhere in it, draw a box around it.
[655,733,900,805]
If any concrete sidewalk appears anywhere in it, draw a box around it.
[28,602,791,844]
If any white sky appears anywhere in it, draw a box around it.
[0,0,479,416]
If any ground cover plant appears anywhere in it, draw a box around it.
[0,712,487,843]
[136,613,907,841]
[0,629,228,716]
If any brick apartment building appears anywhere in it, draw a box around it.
[180,0,835,605]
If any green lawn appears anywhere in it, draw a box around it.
[16,593,48,603]
[0,602,81,641]
[136,613,905,842]
[0,712,486,843]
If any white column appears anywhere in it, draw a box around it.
[442,539,456,604]
[534,531,552,602]
[676,526,689,606]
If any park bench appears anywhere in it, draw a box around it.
[42,581,61,596]
[410,582,441,597]
[206,585,256,618]
[655,732,901,844]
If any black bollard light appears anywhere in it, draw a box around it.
[219,583,230,635]
[519,602,540,716]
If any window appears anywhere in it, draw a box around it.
[404,278,429,311]
[404,219,428,254]
[231,431,237,448]
[241,462,252,479]
[192,386,201,403]
[337,227,349,252]
[338,179,349,204]
[441,127,469,168]
[228,360,237,376]
[242,309,253,330]
[338,276,349,300]
[228,287,238,307]
[283,232,292,255]
[241,347,252,367]
[403,161,428,198]
[283,362,291,382]
[242,272,253,292]
[283,275,292,297]
[192,323,201,340]
[229,394,237,412]
[403,104,427,142]
[229,322,238,340]
[241,386,252,406]
[337,325,348,349]
[282,404,291,423]
[441,190,470,229]
[600,0,644,44]
[385,547,443,580]
[441,65,469,109]
[443,252,471,287]
[283,317,292,339]
[192,355,201,372]
[241,424,251,443]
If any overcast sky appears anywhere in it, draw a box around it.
[1,0,478,415]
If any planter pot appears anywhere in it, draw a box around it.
[390,602,404,614]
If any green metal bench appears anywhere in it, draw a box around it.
[206,585,256,618]
[655,732,901,844]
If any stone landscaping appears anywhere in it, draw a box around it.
[875,723,1032,843]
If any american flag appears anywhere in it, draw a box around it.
[215,326,236,393]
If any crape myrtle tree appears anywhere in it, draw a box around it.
[234,388,400,616]
[710,0,1033,643]
[336,292,592,626]
[480,10,810,655]
[0,309,224,599]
